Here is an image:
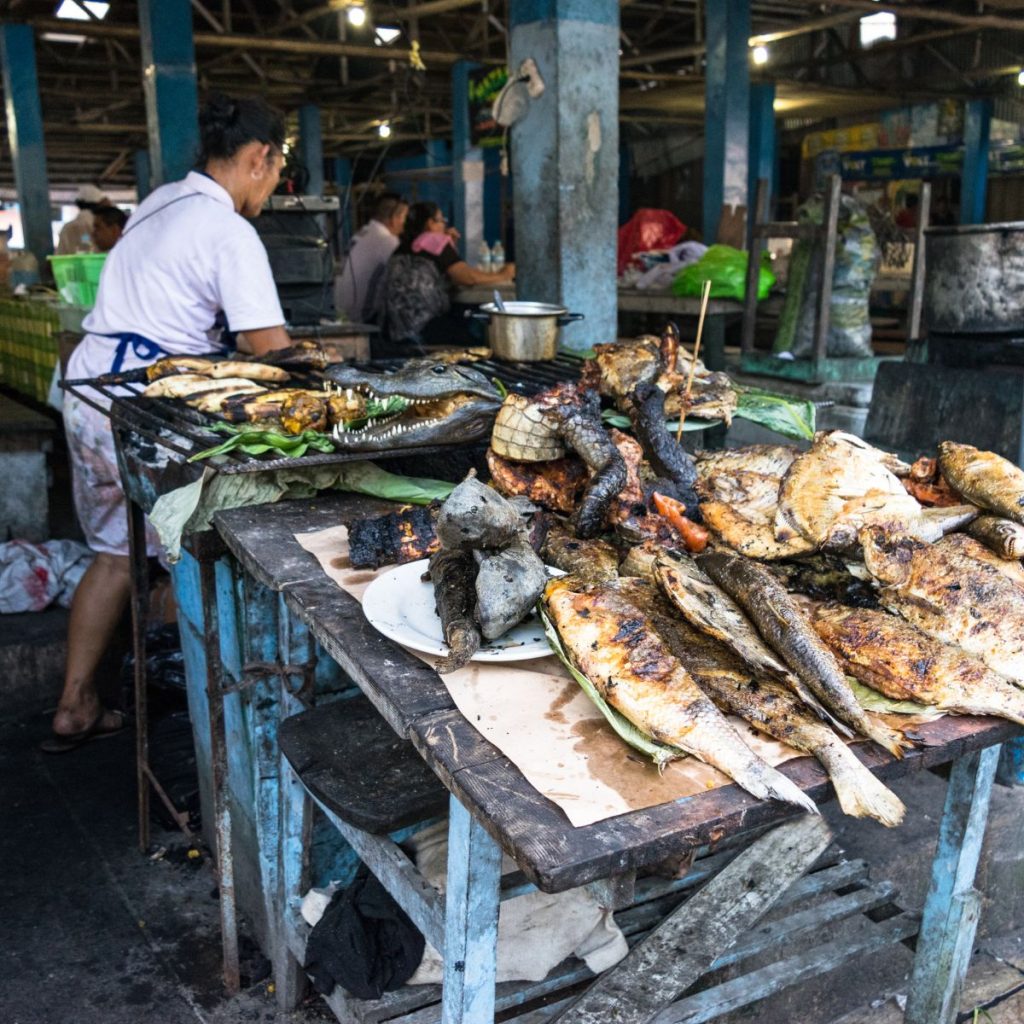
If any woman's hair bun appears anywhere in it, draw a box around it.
[196,94,284,165]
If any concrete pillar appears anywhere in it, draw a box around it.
[298,104,324,195]
[334,156,352,246]
[748,82,776,223]
[0,25,53,263]
[703,0,751,244]
[138,0,200,186]
[619,142,632,226]
[134,149,152,202]
[961,98,992,225]
[452,60,478,260]
[510,0,620,350]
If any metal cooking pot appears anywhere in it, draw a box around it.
[925,222,1024,334]
[468,301,584,361]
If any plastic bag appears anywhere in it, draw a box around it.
[617,208,686,276]
[0,539,93,613]
[672,244,775,302]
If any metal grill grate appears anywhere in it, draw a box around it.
[62,353,583,476]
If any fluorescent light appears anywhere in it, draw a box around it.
[375,26,400,44]
[347,4,367,27]
[55,0,89,20]
[42,31,87,42]
[378,122,392,138]
[1018,69,1024,86]
[751,44,769,65]
[83,1,109,17]
[860,11,897,47]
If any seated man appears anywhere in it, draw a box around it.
[92,205,128,253]
[335,193,408,323]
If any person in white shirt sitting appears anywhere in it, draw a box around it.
[334,192,408,324]
[56,184,109,254]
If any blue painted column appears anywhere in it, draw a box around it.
[703,0,751,244]
[134,150,152,202]
[298,105,324,195]
[0,25,53,264]
[138,0,200,186]
[747,82,776,224]
[452,60,479,259]
[510,0,620,351]
[334,157,353,247]
[960,98,992,225]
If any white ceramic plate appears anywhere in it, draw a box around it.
[361,558,562,663]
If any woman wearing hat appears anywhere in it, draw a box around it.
[56,184,108,254]
[44,95,292,752]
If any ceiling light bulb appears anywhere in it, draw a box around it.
[378,122,392,138]
[752,45,769,65]
[375,26,400,44]
[55,0,89,20]
[1018,69,1024,86]
[347,4,367,27]
[82,1,109,17]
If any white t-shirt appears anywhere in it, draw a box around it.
[334,218,399,323]
[56,210,95,255]
[69,171,284,380]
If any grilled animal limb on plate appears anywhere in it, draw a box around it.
[543,574,818,813]
[695,549,910,758]
[861,527,1024,683]
[429,548,482,673]
[939,440,1024,524]
[490,384,626,539]
[812,603,1024,727]
[473,535,547,640]
[618,577,904,826]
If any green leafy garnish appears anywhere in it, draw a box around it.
[492,377,509,399]
[601,409,708,433]
[540,605,685,769]
[734,384,816,441]
[848,677,942,719]
[189,423,335,462]
[338,395,409,432]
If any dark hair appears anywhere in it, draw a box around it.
[402,201,442,244]
[374,193,407,224]
[197,94,285,165]
[94,205,128,231]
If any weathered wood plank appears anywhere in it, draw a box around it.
[904,745,1001,1024]
[440,795,502,1024]
[550,816,832,1024]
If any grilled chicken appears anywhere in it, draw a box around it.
[812,603,1024,726]
[862,527,1024,683]
[543,575,817,813]
[617,578,904,826]
[939,441,1024,524]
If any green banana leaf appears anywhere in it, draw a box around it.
[848,677,943,719]
[540,605,685,769]
[331,461,455,505]
[601,409,708,433]
[189,423,336,462]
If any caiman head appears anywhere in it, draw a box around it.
[324,359,501,450]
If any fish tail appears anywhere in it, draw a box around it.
[757,767,821,815]
[815,740,906,827]
[862,716,913,759]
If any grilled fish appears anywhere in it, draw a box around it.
[812,603,1024,726]
[939,441,1024,523]
[696,550,909,758]
[429,549,482,673]
[861,527,1024,682]
[147,356,290,382]
[942,532,1024,587]
[617,578,903,826]
[775,431,922,550]
[543,575,817,813]
[474,535,547,640]
[965,515,1024,561]
[653,551,845,733]
[696,445,800,480]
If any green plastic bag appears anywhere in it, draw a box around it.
[672,244,775,302]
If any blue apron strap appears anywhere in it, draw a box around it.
[98,332,169,374]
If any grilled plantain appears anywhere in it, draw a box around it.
[147,356,290,383]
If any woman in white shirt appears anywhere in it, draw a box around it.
[45,95,292,752]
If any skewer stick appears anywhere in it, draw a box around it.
[677,278,712,442]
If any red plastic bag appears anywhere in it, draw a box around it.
[617,208,686,276]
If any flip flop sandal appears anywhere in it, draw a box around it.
[40,709,129,754]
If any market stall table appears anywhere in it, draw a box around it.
[212,491,1020,1024]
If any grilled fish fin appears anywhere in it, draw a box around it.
[787,678,856,738]
[862,717,911,759]
[754,769,820,815]
[814,740,905,827]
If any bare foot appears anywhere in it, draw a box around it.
[52,702,119,737]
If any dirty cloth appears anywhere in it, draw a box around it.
[406,819,628,985]
[0,538,93,613]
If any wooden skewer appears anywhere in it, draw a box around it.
[677,278,712,442]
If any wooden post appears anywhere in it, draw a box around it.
[811,173,842,381]
[441,795,503,1024]
[740,177,769,357]
[907,181,931,346]
[904,745,1000,1024]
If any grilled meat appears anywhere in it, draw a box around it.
[618,578,904,826]
[146,356,289,382]
[474,535,547,640]
[965,515,1024,561]
[861,527,1024,682]
[220,389,329,434]
[696,550,909,758]
[184,381,269,413]
[429,549,482,673]
[543,575,817,813]
[542,520,620,583]
[436,474,523,551]
[589,337,663,399]
[812,603,1024,726]
[938,441,1024,523]
[345,505,440,569]
[485,448,588,514]
[662,372,738,424]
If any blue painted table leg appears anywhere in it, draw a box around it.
[904,745,1000,1024]
[441,795,502,1024]
[996,739,1024,786]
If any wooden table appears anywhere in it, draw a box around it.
[212,492,1018,1024]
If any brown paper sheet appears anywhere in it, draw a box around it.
[295,525,828,827]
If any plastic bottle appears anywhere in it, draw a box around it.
[477,240,492,273]
[491,242,505,274]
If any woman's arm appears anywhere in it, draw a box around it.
[237,325,292,355]
[446,261,516,288]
